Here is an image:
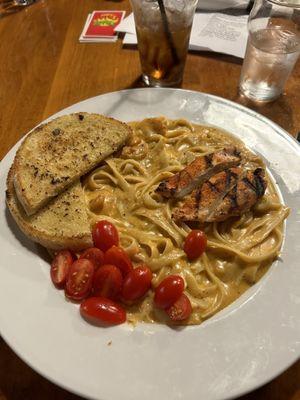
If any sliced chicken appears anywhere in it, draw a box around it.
[155,147,241,200]
[207,168,267,222]
[173,168,242,222]
[173,168,267,223]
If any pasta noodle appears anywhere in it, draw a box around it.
[83,117,289,325]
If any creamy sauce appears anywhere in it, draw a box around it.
[83,117,289,325]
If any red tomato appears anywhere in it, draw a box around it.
[80,297,126,326]
[166,294,192,321]
[154,275,184,309]
[92,220,119,252]
[122,265,152,302]
[104,246,133,277]
[65,259,95,301]
[183,230,207,260]
[92,264,123,300]
[80,247,104,270]
[50,250,74,289]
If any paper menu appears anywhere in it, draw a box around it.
[190,13,248,58]
[197,0,251,10]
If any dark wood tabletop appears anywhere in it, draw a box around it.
[0,1,299,399]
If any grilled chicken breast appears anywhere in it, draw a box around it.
[207,168,267,222]
[173,167,242,222]
[155,147,241,199]
[173,168,267,223]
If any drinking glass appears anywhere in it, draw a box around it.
[130,0,198,87]
[239,0,300,102]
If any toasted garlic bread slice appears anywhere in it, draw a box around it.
[6,164,93,251]
[13,113,131,215]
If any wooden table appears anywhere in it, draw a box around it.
[0,1,299,399]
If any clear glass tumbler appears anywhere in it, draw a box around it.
[239,0,300,102]
[130,0,198,87]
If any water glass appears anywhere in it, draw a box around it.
[130,0,198,87]
[239,0,300,102]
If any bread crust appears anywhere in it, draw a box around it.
[6,163,93,251]
[13,113,131,215]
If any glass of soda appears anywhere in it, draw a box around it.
[239,0,300,102]
[130,0,198,87]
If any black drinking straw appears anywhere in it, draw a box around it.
[157,0,179,64]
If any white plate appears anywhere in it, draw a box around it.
[0,88,299,400]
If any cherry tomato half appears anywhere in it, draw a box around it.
[122,265,152,302]
[104,246,133,277]
[166,293,192,321]
[65,259,95,301]
[92,220,119,252]
[80,247,104,270]
[80,297,126,326]
[50,250,74,289]
[154,275,184,309]
[92,264,123,300]
[183,230,207,261]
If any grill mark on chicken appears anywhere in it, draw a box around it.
[194,186,202,213]
[172,167,267,223]
[156,147,241,200]
[229,184,238,209]
[206,180,219,193]
[206,168,267,222]
[172,167,242,222]
[254,169,266,197]
[204,154,213,167]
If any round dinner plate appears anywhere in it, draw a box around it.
[0,88,299,400]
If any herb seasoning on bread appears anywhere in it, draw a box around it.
[13,113,131,215]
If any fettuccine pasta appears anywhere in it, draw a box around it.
[83,117,289,325]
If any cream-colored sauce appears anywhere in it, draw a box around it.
[83,117,289,325]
